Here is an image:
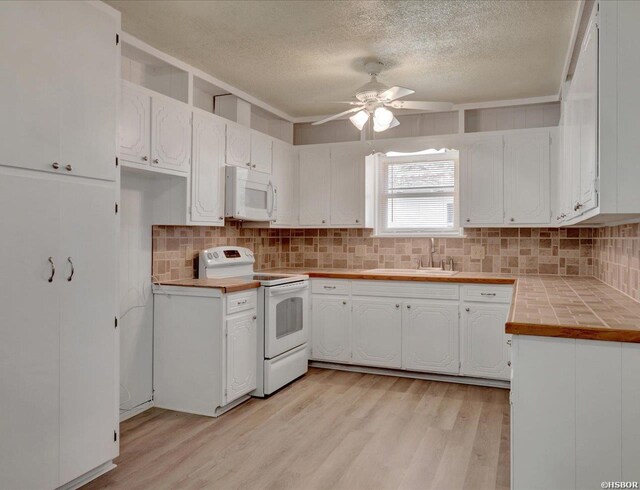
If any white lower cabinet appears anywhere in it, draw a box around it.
[311,296,351,362]
[402,300,459,374]
[310,280,512,383]
[461,302,511,380]
[352,298,402,368]
[224,312,258,404]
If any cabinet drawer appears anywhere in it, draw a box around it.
[462,285,513,303]
[351,280,459,300]
[311,279,351,295]
[226,290,257,314]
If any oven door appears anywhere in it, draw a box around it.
[264,281,309,359]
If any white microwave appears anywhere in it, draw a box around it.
[225,166,277,221]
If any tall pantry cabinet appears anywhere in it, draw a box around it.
[0,2,120,489]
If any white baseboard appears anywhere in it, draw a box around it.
[120,400,154,422]
[309,361,510,389]
[57,461,115,490]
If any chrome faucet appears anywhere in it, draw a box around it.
[418,238,436,269]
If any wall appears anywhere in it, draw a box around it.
[153,226,594,278]
[593,223,640,301]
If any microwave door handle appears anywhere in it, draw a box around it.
[266,181,275,218]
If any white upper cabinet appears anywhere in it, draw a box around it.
[311,296,351,363]
[461,302,511,380]
[250,131,273,174]
[330,144,367,226]
[119,83,151,166]
[224,312,258,405]
[190,112,226,225]
[272,140,298,226]
[461,135,504,225]
[503,131,550,224]
[299,146,331,225]
[351,298,402,369]
[226,124,252,168]
[151,97,191,173]
[402,300,459,375]
[0,1,118,181]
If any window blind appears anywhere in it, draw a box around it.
[378,159,456,234]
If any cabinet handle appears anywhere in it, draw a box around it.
[141,156,148,161]
[465,307,470,312]
[355,219,360,223]
[237,299,248,305]
[342,301,347,305]
[508,361,512,367]
[52,162,60,170]
[406,305,411,309]
[509,218,514,222]
[252,164,256,168]
[480,292,496,296]
[466,218,470,223]
[322,219,326,224]
[153,158,159,164]
[252,315,257,320]
[246,162,251,167]
[66,257,74,282]
[506,339,512,345]
[65,164,72,172]
[323,285,336,289]
[395,304,400,308]
[219,216,224,221]
[47,257,55,283]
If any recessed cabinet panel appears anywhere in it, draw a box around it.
[191,112,226,224]
[226,124,251,168]
[351,298,402,368]
[503,131,550,224]
[402,300,459,374]
[461,302,511,380]
[250,131,273,174]
[119,83,151,166]
[299,146,331,225]
[311,296,351,362]
[330,145,366,226]
[225,312,258,404]
[272,140,298,226]
[151,98,191,173]
[461,135,504,225]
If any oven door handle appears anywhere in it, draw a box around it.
[267,282,309,296]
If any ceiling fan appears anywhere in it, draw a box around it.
[312,61,453,133]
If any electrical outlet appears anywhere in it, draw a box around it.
[471,245,486,260]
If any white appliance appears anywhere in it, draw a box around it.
[225,166,276,221]
[199,247,309,396]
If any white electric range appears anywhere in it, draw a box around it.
[199,247,310,396]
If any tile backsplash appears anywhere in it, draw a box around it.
[152,225,594,281]
[593,223,640,301]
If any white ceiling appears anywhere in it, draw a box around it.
[106,0,579,119]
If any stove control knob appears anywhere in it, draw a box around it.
[207,253,213,260]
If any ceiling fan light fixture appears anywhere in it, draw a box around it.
[349,110,370,131]
[373,106,394,126]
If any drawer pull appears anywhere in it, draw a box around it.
[237,299,248,305]
[480,293,497,296]
[506,339,512,346]
[323,285,336,289]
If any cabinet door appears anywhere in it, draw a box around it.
[225,312,258,404]
[151,97,191,173]
[272,140,298,226]
[0,170,61,490]
[504,131,550,224]
[58,0,118,182]
[330,144,366,226]
[351,298,402,368]
[311,296,351,362]
[191,112,226,224]
[0,1,61,174]
[461,135,504,225]
[59,179,117,483]
[299,146,331,225]
[461,303,511,380]
[226,124,251,168]
[402,300,459,375]
[119,83,151,166]
[250,131,273,174]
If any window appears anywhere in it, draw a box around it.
[375,151,460,236]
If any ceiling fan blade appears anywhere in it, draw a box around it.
[386,100,454,112]
[312,107,363,125]
[379,86,415,102]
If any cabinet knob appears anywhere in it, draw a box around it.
[252,315,257,320]
[252,164,256,168]
[153,158,159,164]
[508,361,512,367]
[65,164,72,172]
[355,219,359,223]
[465,307,470,312]
[466,218,470,223]
[321,219,326,224]
[219,216,224,221]
[47,257,55,283]
[246,162,251,167]
[51,162,60,170]
[141,156,148,161]
[395,304,400,308]
[509,217,514,222]
[406,305,411,309]
[506,339,512,345]
[342,301,347,305]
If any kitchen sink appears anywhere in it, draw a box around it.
[365,268,459,276]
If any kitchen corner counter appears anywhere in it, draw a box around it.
[262,268,640,344]
[156,278,260,293]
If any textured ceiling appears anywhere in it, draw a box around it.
[106,0,578,118]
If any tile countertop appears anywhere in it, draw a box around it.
[156,277,261,293]
[263,268,640,343]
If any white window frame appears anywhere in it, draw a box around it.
[373,150,462,237]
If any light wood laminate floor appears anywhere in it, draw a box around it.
[85,368,510,490]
